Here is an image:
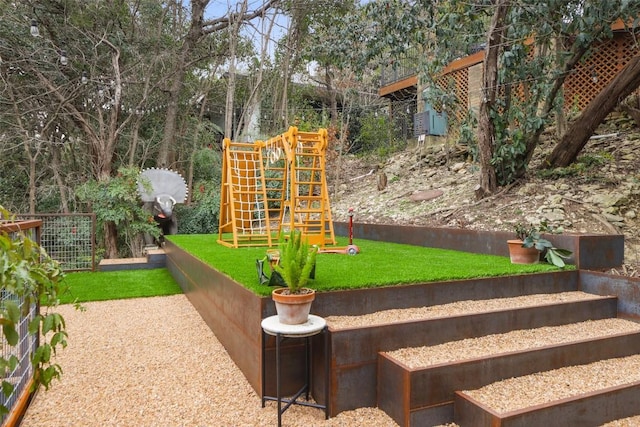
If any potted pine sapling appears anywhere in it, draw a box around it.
[271,230,318,324]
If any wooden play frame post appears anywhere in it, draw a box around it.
[218,126,336,248]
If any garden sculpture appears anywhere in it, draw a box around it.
[137,168,188,243]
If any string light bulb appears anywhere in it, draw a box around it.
[30,19,39,37]
[81,71,88,84]
[59,49,68,66]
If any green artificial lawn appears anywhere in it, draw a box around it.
[57,268,183,304]
[167,234,569,297]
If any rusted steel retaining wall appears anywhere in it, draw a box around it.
[165,224,636,419]
[334,222,624,271]
[580,270,640,318]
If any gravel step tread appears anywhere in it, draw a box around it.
[461,354,640,414]
[325,291,608,330]
[384,318,640,369]
[601,415,640,426]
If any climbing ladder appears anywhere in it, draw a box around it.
[280,127,336,247]
[217,127,335,248]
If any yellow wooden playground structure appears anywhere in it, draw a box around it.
[218,126,337,248]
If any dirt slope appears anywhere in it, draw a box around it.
[328,119,640,276]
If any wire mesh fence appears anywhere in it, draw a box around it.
[0,291,37,425]
[0,222,40,425]
[17,213,96,272]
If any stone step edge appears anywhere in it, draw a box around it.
[453,380,640,427]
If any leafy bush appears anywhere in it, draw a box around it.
[355,112,402,157]
[75,167,159,257]
[175,181,220,235]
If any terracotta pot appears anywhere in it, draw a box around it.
[272,288,316,325]
[507,240,541,264]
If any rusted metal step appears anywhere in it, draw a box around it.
[454,354,640,426]
[325,292,618,416]
[377,319,640,427]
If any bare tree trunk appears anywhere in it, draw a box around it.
[333,94,353,199]
[277,10,303,131]
[476,0,509,198]
[158,0,208,166]
[128,117,142,166]
[554,37,568,138]
[224,1,248,140]
[51,144,69,213]
[26,142,38,215]
[187,95,209,205]
[547,54,640,167]
[104,222,119,259]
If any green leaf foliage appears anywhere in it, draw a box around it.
[0,206,72,414]
[76,167,160,258]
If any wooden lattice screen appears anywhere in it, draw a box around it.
[440,30,639,136]
[564,34,637,112]
[438,68,469,139]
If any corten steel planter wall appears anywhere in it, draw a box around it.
[334,222,624,270]
[165,224,633,421]
[165,240,318,399]
[454,380,640,427]
[579,270,640,318]
[328,295,617,415]
[378,330,640,427]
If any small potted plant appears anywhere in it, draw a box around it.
[508,221,573,267]
[508,222,541,264]
[271,230,318,324]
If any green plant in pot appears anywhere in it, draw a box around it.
[271,230,318,325]
[509,221,573,267]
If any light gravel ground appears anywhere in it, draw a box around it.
[325,291,604,329]
[21,295,399,427]
[602,417,640,426]
[462,354,640,414]
[20,294,640,427]
[386,318,640,369]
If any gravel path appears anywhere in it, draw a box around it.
[21,295,399,427]
[20,294,640,426]
[602,416,640,426]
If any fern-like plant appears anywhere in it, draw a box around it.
[272,230,317,294]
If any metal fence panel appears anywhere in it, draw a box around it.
[0,224,40,426]
[0,292,37,424]
[18,213,96,272]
